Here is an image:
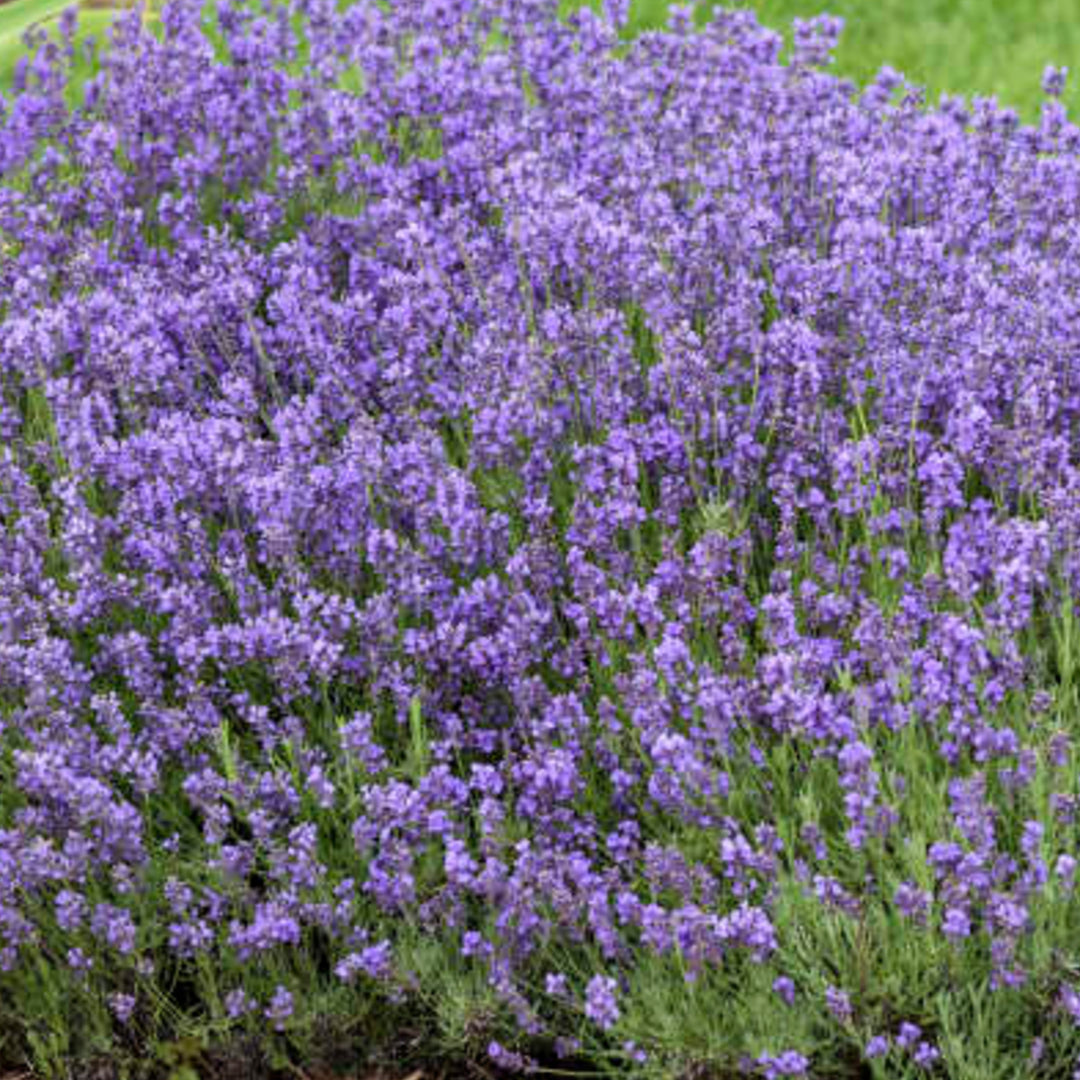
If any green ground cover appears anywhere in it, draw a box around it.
[3,0,1077,121]
[0,0,161,99]
[606,0,1080,121]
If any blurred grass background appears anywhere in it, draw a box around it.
[0,0,1077,121]
[0,0,160,99]
[590,0,1080,121]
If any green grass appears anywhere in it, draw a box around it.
[0,0,78,86]
[4,0,1075,122]
[0,0,77,41]
[605,0,1080,121]
[0,0,162,98]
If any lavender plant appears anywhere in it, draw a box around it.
[2,1,1080,1077]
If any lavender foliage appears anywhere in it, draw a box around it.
[2,0,1080,1074]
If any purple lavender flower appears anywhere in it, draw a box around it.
[487,1041,536,1074]
[913,1042,941,1069]
[66,948,93,975]
[334,940,393,983]
[265,985,294,1032]
[896,1022,923,1050]
[1058,855,1078,892]
[108,993,137,1024]
[941,907,972,940]
[583,974,620,1030]
[1061,983,1080,1025]
[225,989,256,1019]
[755,1050,811,1078]
[894,882,932,925]
[1043,65,1069,97]
[825,985,853,1023]
[54,889,87,931]
[772,975,796,1006]
[865,1035,890,1059]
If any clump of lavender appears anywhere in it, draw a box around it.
[1,0,1080,1076]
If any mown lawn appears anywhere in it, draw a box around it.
[4,0,1078,120]
[608,0,1080,121]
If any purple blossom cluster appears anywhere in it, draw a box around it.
[2,0,1080,1073]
